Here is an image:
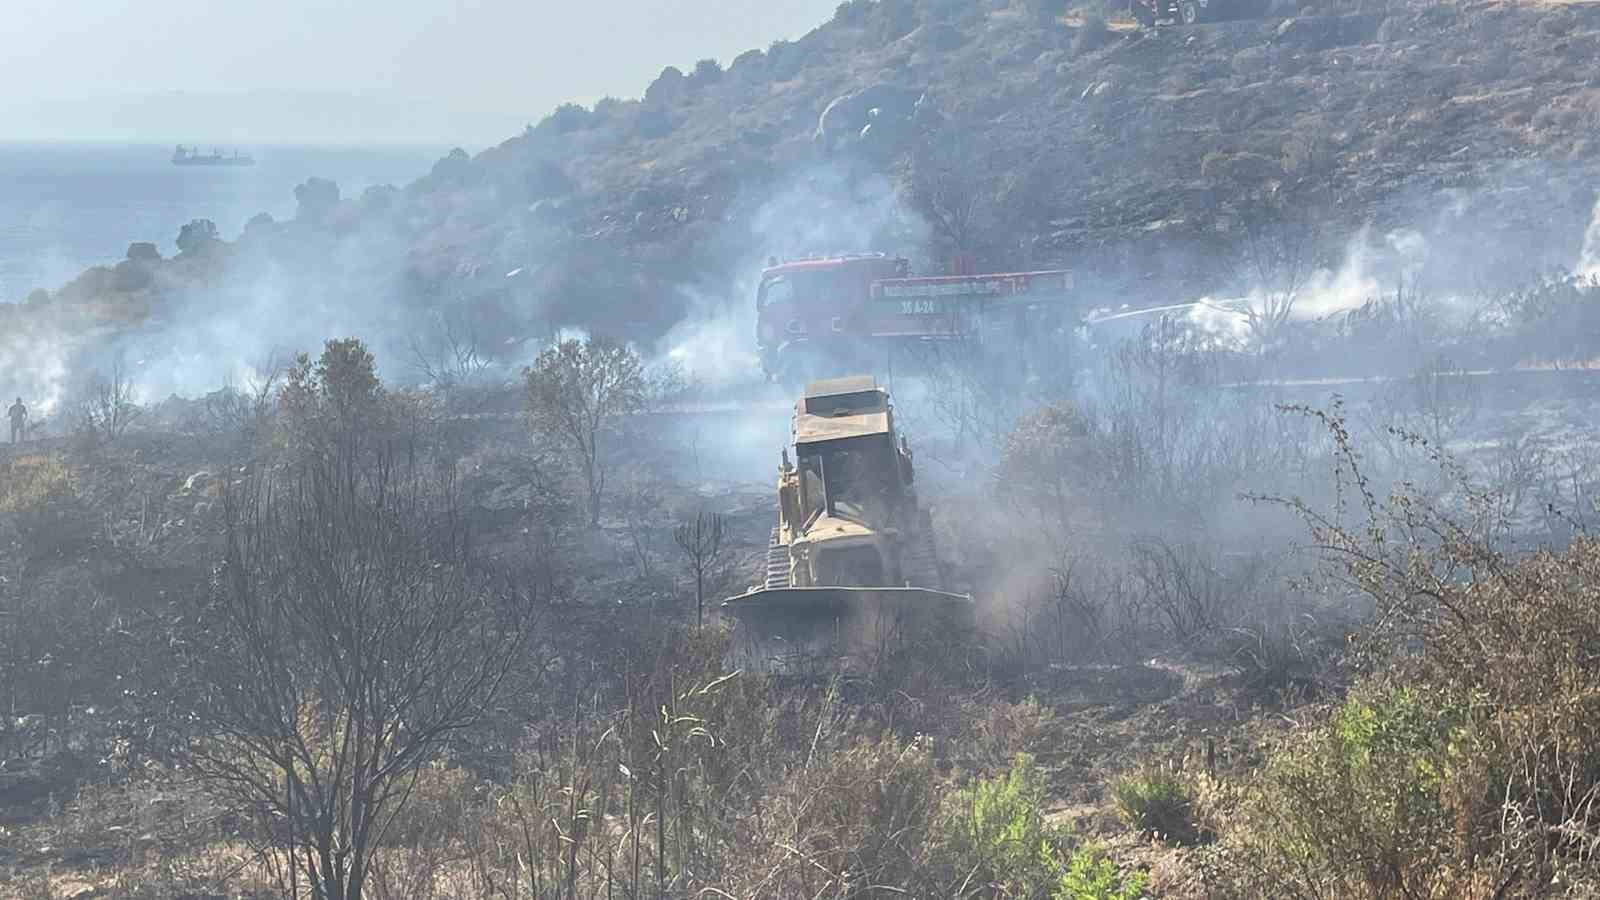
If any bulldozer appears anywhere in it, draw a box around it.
[722,376,974,673]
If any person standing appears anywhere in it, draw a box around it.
[7,397,27,444]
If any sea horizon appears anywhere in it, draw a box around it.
[0,141,452,303]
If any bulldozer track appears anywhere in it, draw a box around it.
[762,527,791,589]
[901,531,943,591]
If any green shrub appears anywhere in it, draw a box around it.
[939,754,1148,899]
[943,753,1064,893]
[1207,682,1493,897]
[1216,408,1600,895]
[1056,842,1149,900]
[1112,765,1196,843]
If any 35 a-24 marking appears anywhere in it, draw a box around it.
[899,299,941,315]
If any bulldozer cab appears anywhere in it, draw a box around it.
[785,376,909,539]
[796,437,900,526]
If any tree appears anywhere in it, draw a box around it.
[280,338,384,460]
[998,402,1087,531]
[175,218,220,255]
[644,66,686,105]
[72,357,142,444]
[408,310,492,392]
[1233,207,1317,349]
[177,439,527,900]
[674,511,726,630]
[524,337,651,529]
[902,124,998,259]
[538,102,592,134]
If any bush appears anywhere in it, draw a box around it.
[1214,410,1600,894]
[942,753,1066,893]
[1112,765,1198,843]
[1207,683,1487,897]
[998,401,1089,529]
[941,754,1148,899]
[174,218,219,254]
[1058,843,1149,900]
[1223,622,1328,702]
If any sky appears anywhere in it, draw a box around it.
[0,0,840,144]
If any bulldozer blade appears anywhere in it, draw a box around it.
[721,586,975,675]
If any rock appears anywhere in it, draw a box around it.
[815,84,929,153]
[529,197,568,223]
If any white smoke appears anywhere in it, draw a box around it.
[1278,225,1384,321]
[1578,196,1600,280]
[1184,299,1252,348]
[655,289,761,392]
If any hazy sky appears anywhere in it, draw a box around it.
[1,0,839,143]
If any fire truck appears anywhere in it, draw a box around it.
[754,253,1078,384]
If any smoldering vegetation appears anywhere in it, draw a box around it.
[9,0,1600,896]
[10,255,1600,897]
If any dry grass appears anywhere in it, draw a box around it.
[0,454,70,514]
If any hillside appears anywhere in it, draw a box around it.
[9,0,1600,408]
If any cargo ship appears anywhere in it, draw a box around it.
[171,145,255,167]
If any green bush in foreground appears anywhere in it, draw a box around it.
[1205,682,1488,897]
[1058,843,1149,900]
[1212,412,1600,896]
[944,754,1148,899]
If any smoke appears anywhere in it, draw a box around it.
[747,165,929,264]
[655,290,762,394]
[1578,196,1600,280]
[648,161,934,394]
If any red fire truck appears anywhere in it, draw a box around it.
[754,253,1077,384]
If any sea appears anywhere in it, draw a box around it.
[0,143,450,304]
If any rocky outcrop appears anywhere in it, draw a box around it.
[815,84,940,156]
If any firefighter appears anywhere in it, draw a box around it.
[7,397,27,444]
